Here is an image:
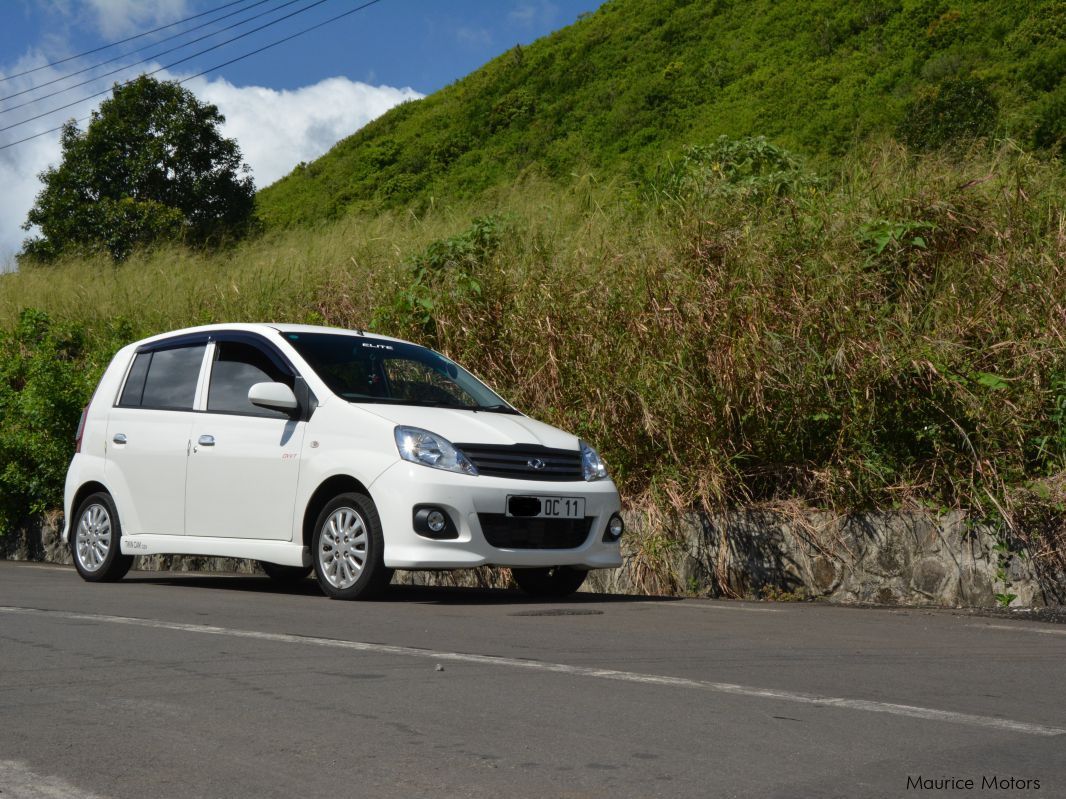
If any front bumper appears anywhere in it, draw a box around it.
[369,460,623,569]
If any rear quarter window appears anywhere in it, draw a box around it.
[117,352,151,407]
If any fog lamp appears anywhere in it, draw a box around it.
[604,513,625,542]
[427,510,447,533]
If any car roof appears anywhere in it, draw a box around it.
[131,323,414,349]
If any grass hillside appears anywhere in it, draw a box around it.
[259,0,1066,227]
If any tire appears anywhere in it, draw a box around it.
[70,492,133,583]
[512,566,588,598]
[259,562,313,584]
[311,492,391,600]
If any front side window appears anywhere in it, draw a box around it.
[207,341,293,418]
[282,332,515,413]
[138,345,206,410]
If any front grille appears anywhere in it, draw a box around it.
[478,514,593,549]
[456,443,583,482]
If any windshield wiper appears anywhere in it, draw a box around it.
[341,395,518,413]
[342,395,474,410]
[474,404,520,414]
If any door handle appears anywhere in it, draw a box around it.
[198,435,216,446]
[112,433,127,444]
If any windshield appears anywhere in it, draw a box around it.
[281,332,518,413]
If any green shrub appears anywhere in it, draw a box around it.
[0,311,105,532]
[897,77,1000,150]
[489,89,536,131]
[647,136,819,207]
[372,215,502,339]
[1033,86,1066,152]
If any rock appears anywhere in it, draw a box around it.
[912,558,948,598]
[810,556,839,594]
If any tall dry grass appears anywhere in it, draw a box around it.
[2,141,1065,583]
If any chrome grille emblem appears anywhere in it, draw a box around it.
[527,458,546,470]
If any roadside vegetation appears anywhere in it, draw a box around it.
[2,138,1064,581]
[3,0,1066,589]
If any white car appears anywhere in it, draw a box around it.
[62,324,623,599]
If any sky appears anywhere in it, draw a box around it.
[0,0,603,267]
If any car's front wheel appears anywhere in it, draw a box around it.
[71,492,133,582]
[311,492,392,600]
[512,566,588,598]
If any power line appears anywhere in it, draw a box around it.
[1,0,280,106]
[178,0,385,85]
[0,0,338,135]
[0,0,386,152]
[0,0,255,83]
[1,0,308,114]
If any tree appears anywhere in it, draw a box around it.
[20,75,257,262]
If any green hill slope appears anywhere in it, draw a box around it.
[258,0,1066,227]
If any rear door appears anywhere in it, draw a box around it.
[184,337,306,541]
[105,340,208,536]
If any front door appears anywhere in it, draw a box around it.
[184,339,305,540]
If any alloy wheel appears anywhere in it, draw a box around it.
[75,503,112,573]
[318,507,368,589]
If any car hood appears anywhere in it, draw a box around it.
[355,403,580,450]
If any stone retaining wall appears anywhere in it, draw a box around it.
[587,510,1061,607]
[4,509,1061,607]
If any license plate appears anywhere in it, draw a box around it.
[506,495,585,519]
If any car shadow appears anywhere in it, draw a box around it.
[121,572,681,605]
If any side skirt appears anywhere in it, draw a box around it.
[120,535,310,567]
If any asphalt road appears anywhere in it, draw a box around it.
[0,561,1063,799]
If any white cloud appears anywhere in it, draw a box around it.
[0,66,422,269]
[508,1,559,28]
[0,54,110,271]
[84,0,190,39]
[0,127,60,271]
[455,26,493,46]
[180,73,423,189]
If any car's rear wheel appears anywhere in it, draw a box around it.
[259,562,312,584]
[71,492,133,582]
[512,566,588,598]
[312,492,391,600]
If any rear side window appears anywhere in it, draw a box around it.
[139,345,206,410]
[118,352,151,407]
[207,341,292,418]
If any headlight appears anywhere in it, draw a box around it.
[580,440,608,481]
[394,426,478,476]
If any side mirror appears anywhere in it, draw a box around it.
[248,382,298,413]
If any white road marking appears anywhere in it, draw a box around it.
[3,605,1063,737]
[0,759,104,799]
[969,623,1066,637]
